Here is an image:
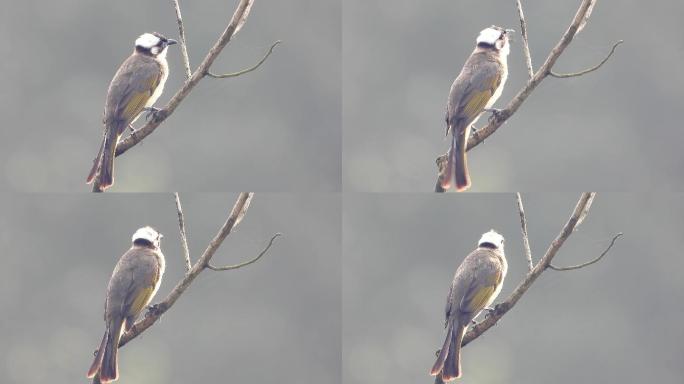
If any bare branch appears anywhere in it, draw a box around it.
[174,192,192,271]
[436,0,609,190]
[550,40,623,78]
[117,193,254,348]
[516,0,534,78]
[91,1,278,191]
[516,193,534,271]
[460,192,595,346]
[208,232,281,271]
[549,232,622,271]
[172,0,192,79]
[113,0,255,156]
[207,40,281,78]
[92,193,263,383]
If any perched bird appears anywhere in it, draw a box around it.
[86,32,177,191]
[430,230,508,381]
[440,26,512,192]
[87,227,165,383]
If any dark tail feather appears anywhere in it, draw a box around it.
[86,330,108,378]
[86,137,105,184]
[99,320,123,383]
[441,322,466,381]
[98,127,119,191]
[439,133,456,190]
[453,131,470,192]
[430,322,453,376]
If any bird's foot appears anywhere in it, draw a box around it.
[484,108,504,123]
[146,303,164,317]
[143,107,162,122]
[470,125,484,144]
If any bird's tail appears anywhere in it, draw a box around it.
[86,136,105,184]
[86,329,108,379]
[430,321,453,376]
[99,127,120,191]
[430,321,466,382]
[439,131,471,192]
[452,131,470,192]
[98,318,123,383]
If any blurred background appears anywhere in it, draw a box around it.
[0,0,340,191]
[343,193,684,383]
[0,193,341,383]
[343,0,684,191]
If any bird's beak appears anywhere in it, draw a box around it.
[167,39,178,45]
[505,28,516,34]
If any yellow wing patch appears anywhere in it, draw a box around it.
[128,285,156,317]
[121,75,160,121]
[461,74,501,121]
[464,285,497,313]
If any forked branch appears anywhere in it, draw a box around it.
[436,0,621,191]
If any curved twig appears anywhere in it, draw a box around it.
[434,193,601,384]
[172,0,192,79]
[208,40,282,78]
[118,193,254,348]
[549,232,622,271]
[174,192,192,271]
[208,232,282,271]
[516,193,534,270]
[92,0,278,191]
[550,40,623,78]
[435,0,619,191]
[516,0,534,78]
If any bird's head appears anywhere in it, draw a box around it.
[132,226,163,249]
[135,32,177,58]
[478,229,505,251]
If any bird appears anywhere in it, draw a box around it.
[86,32,177,191]
[430,230,508,381]
[439,26,512,192]
[87,226,165,383]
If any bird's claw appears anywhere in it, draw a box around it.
[143,107,161,122]
[484,108,503,122]
[146,303,162,316]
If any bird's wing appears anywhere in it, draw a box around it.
[105,57,162,133]
[458,252,503,314]
[447,59,502,133]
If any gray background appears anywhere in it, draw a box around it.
[343,0,684,191]
[0,0,340,192]
[0,193,341,383]
[343,193,684,383]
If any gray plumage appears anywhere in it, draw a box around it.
[88,227,165,383]
[431,230,507,382]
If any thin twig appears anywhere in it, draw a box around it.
[460,192,597,346]
[93,193,261,383]
[92,0,278,191]
[550,40,623,78]
[516,0,534,78]
[208,40,281,78]
[208,233,281,271]
[516,193,534,271]
[549,232,622,271]
[436,0,612,190]
[117,193,254,348]
[174,192,192,271]
[434,193,601,384]
[172,0,192,79]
